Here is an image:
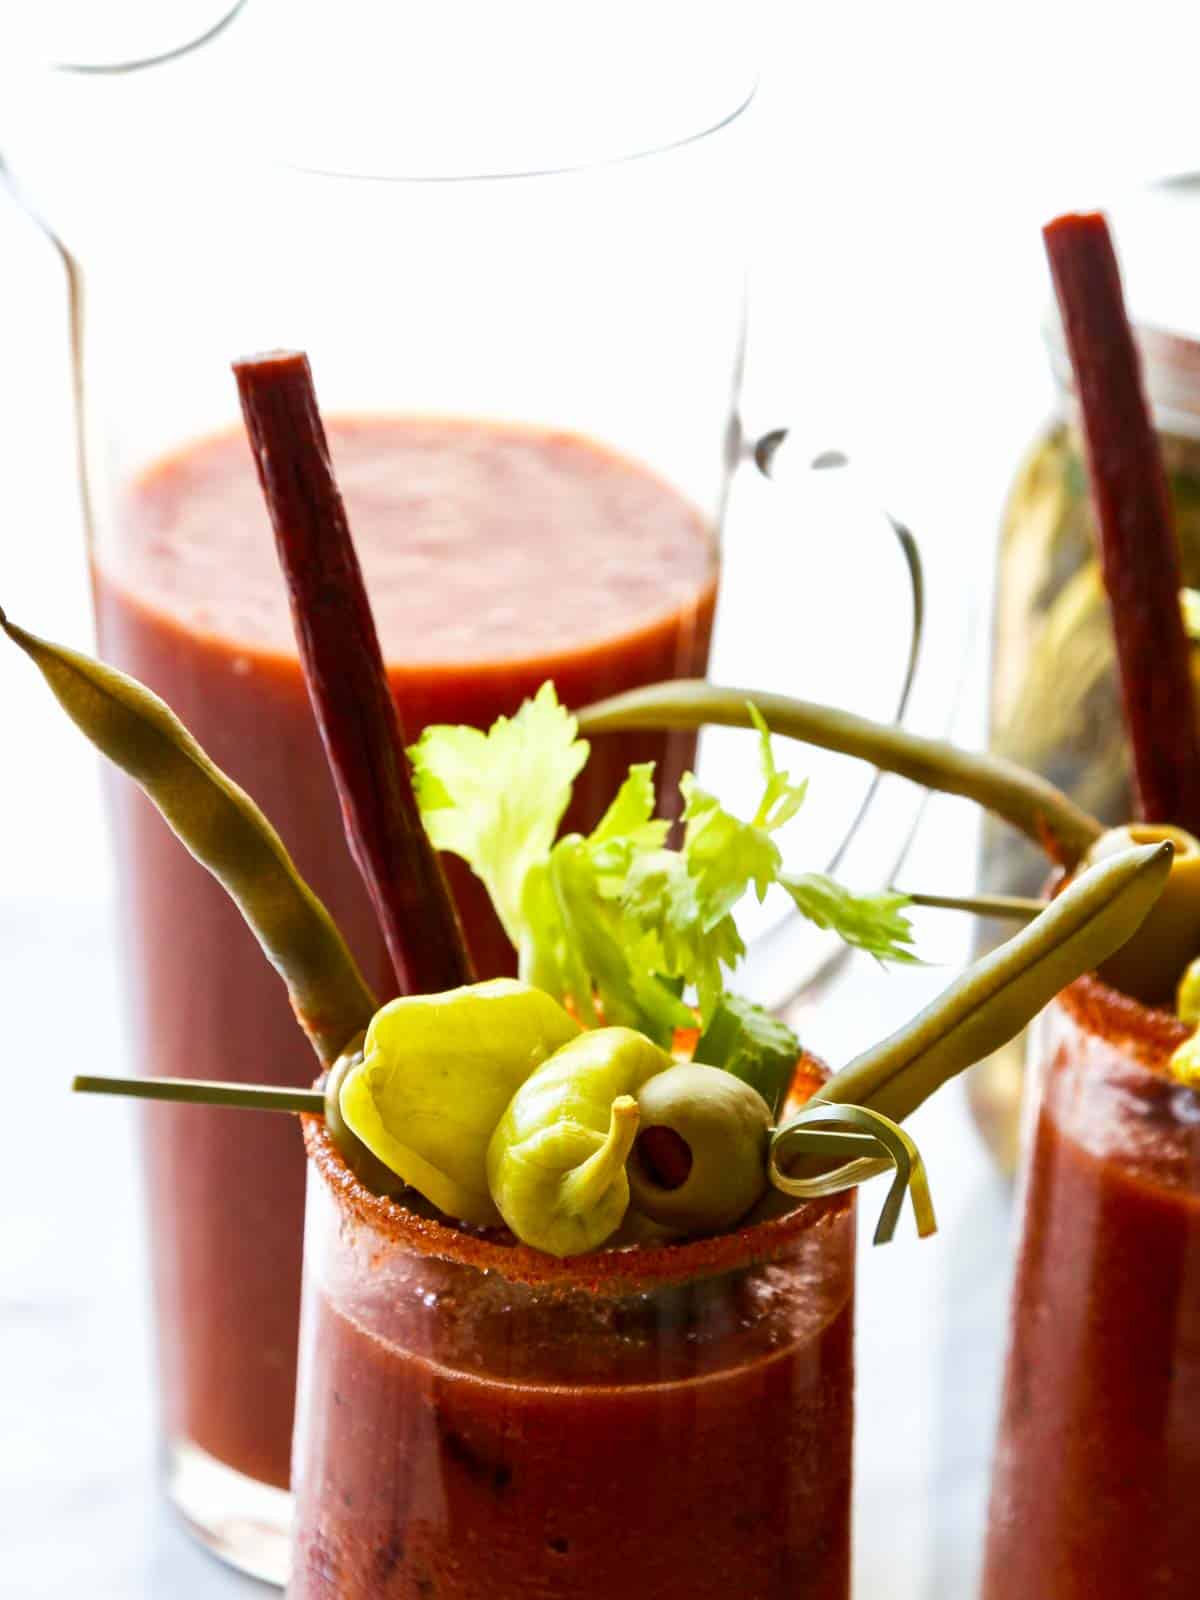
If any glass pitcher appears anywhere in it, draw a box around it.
[1,3,957,1585]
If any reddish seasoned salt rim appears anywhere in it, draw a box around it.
[1046,861,1189,1073]
[1056,970,1189,1076]
[302,1051,849,1294]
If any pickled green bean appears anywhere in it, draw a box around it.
[768,841,1170,1234]
[824,840,1171,1122]
[2,609,375,1063]
[577,681,1103,862]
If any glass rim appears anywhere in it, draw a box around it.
[275,85,757,187]
[46,5,759,186]
[1055,970,1188,1071]
[45,0,250,76]
[301,1053,849,1295]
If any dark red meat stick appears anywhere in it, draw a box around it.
[1044,211,1200,834]
[234,350,474,996]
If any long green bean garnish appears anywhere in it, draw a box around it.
[770,841,1171,1235]
[577,681,1103,863]
[1,608,375,1064]
[827,841,1169,1121]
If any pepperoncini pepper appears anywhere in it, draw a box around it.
[338,979,580,1225]
[487,1027,671,1257]
[322,1034,407,1198]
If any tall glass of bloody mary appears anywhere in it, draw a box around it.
[983,974,1200,1599]
[290,1061,855,1600]
[3,41,741,1579]
[980,209,1200,1598]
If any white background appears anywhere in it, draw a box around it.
[3,3,1200,1596]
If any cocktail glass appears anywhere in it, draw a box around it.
[291,1057,855,1600]
[983,973,1200,1599]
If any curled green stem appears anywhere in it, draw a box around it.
[2,609,375,1064]
[577,681,1102,864]
[771,1103,935,1243]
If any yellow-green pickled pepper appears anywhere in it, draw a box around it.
[487,1027,671,1257]
[338,979,580,1225]
[322,1035,406,1198]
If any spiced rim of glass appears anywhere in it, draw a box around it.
[1055,968,1191,1068]
[302,1051,850,1297]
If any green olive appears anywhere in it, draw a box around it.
[1084,824,1200,1005]
[627,1064,770,1233]
[323,1035,406,1198]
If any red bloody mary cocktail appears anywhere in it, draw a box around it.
[91,417,718,1493]
[981,209,1200,1600]
[983,974,1200,1600]
[291,1057,854,1600]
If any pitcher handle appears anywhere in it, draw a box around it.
[735,426,934,1014]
